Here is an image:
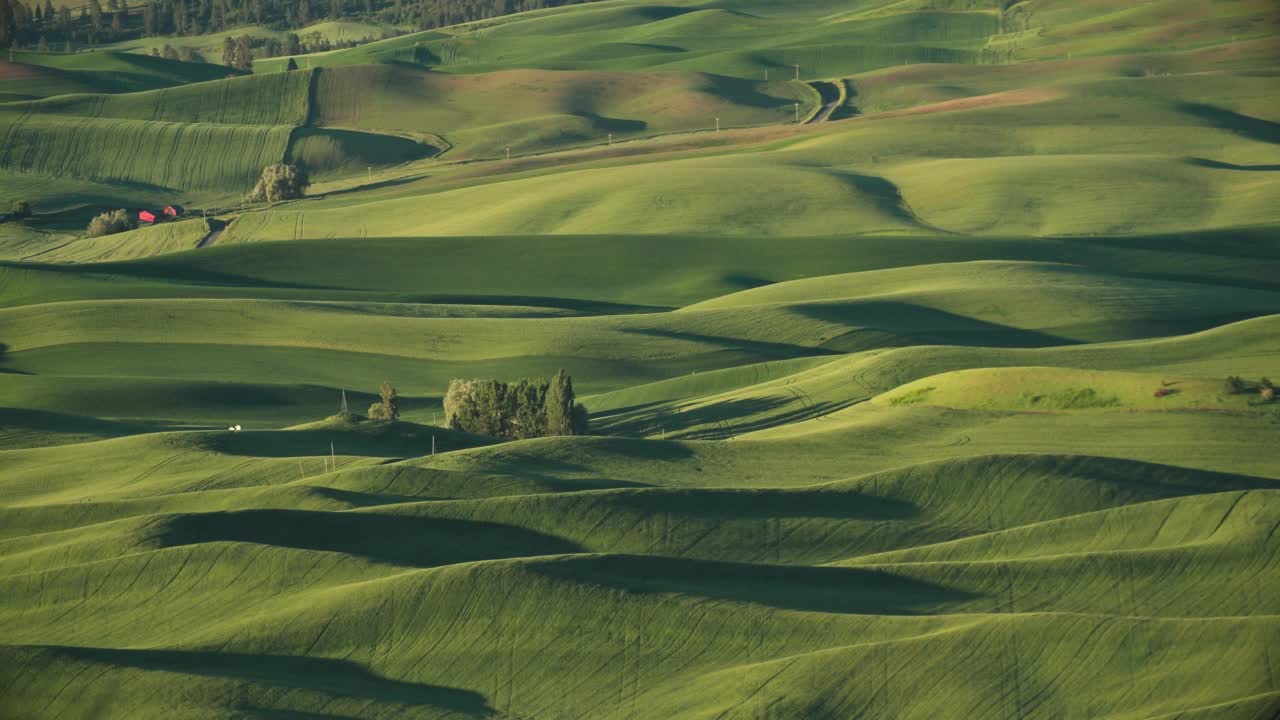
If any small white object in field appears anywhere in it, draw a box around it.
[235,425,242,431]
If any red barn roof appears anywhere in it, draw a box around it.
[139,210,158,223]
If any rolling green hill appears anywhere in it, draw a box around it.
[2,0,1279,717]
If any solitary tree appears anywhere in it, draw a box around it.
[11,199,31,219]
[248,163,308,202]
[286,56,299,70]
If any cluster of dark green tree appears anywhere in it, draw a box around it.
[2,0,604,58]
[5,0,140,52]
[86,209,136,237]
[444,370,587,439]
[246,163,308,202]
[1225,376,1276,403]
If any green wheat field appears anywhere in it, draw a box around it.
[1,0,1279,717]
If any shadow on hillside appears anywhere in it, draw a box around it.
[705,74,809,109]
[44,645,495,716]
[834,171,931,229]
[0,407,156,443]
[1178,102,1280,145]
[532,555,976,615]
[196,423,495,459]
[453,436,694,476]
[153,509,582,568]
[574,111,647,133]
[1186,157,1280,172]
[594,395,857,439]
[790,301,1075,349]
[4,258,340,292]
[619,326,845,360]
[617,487,919,521]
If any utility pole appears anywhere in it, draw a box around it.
[330,442,336,473]
[506,147,511,161]
[432,435,436,456]
[794,63,800,81]
[715,117,720,132]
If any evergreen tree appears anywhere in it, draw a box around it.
[88,0,102,30]
[0,0,15,46]
[285,55,298,70]
[221,34,233,64]
[509,379,548,439]
[545,369,576,436]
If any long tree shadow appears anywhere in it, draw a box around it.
[614,486,920,521]
[41,645,495,715]
[152,509,583,568]
[194,423,496,459]
[594,395,856,438]
[1178,102,1280,145]
[1186,157,1280,172]
[619,326,845,360]
[531,555,977,615]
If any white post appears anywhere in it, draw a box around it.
[432,435,436,456]
[715,117,720,132]
[794,63,800,81]
[795,102,800,123]
[506,147,511,161]
[764,69,768,81]
[330,442,335,472]
[608,133,612,145]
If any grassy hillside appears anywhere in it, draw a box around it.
[0,51,230,100]
[2,0,1279,717]
[101,20,411,65]
[310,64,814,158]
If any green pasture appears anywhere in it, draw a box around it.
[2,0,1280,717]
